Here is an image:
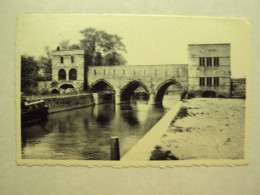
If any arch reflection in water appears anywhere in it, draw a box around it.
[120,102,140,128]
[95,103,115,126]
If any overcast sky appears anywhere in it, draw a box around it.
[17,14,251,78]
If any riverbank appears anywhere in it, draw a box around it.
[122,98,246,161]
[156,98,246,160]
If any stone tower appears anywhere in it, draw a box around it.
[188,43,231,97]
[51,49,86,92]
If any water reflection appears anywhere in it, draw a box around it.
[22,94,180,160]
[120,103,140,128]
[95,104,115,126]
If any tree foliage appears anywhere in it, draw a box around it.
[21,55,39,95]
[37,46,52,81]
[79,27,127,66]
[59,40,80,50]
[59,40,70,50]
[21,47,52,95]
[37,56,52,81]
[103,52,127,65]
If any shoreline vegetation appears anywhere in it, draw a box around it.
[150,98,245,160]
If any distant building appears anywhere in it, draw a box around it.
[188,44,231,97]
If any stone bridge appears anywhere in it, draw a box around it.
[87,64,188,104]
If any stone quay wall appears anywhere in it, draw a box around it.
[24,94,95,113]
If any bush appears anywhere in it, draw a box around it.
[181,91,187,100]
[51,80,58,88]
[150,146,178,160]
[187,92,195,99]
[40,88,49,95]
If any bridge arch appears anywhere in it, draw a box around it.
[155,79,186,103]
[89,79,115,93]
[120,80,150,102]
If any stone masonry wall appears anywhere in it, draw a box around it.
[42,94,94,113]
[231,78,246,98]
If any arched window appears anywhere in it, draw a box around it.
[58,69,66,80]
[69,69,77,80]
[60,56,64,63]
[71,56,74,63]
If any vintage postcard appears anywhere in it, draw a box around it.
[16,14,251,167]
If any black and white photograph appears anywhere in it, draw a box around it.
[17,14,250,166]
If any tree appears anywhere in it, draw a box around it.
[70,44,80,49]
[37,46,52,81]
[21,55,39,95]
[37,56,52,81]
[59,40,80,50]
[59,40,70,50]
[103,52,127,65]
[79,27,127,66]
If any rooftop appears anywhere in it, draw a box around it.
[52,49,85,55]
[188,43,230,46]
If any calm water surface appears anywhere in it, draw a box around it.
[22,94,180,160]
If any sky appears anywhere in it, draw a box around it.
[17,14,251,78]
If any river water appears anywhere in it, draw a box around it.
[21,94,180,160]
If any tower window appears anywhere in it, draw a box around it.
[214,77,219,86]
[199,57,205,66]
[207,77,212,86]
[71,56,74,63]
[199,77,205,86]
[58,69,66,80]
[60,56,64,64]
[69,69,77,80]
[214,57,219,66]
[206,57,212,66]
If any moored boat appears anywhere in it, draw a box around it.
[21,98,48,126]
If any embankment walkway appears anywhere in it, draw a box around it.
[121,101,182,161]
